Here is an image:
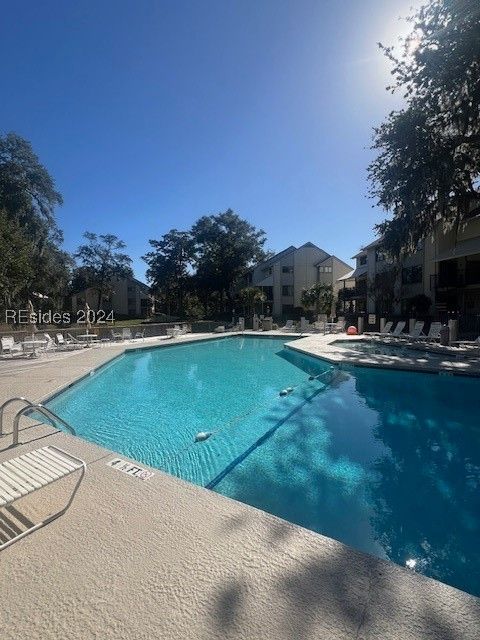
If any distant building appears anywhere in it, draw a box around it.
[71,276,152,319]
[344,210,480,334]
[246,243,352,317]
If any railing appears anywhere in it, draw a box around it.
[338,284,367,301]
[0,397,76,447]
[433,270,480,289]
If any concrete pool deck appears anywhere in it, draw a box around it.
[0,331,479,639]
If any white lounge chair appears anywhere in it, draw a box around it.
[413,321,442,342]
[56,333,83,350]
[300,317,310,333]
[1,336,24,356]
[0,445,86,550]
[281,320,296,332]
[398,320,425,340]
[332,318,346,333]
[382,320,406,339]
[365,321,393,337]
[110,329,123,341]
[42,333,58,351]
[67,333,87,347]
[134,329,146,341]
[213,325,225,334]
[122,328,132,341]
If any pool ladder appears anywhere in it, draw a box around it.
[0,397,77,447]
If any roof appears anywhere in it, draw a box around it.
[250,246,297,271]
[352,237,382,259]
[338,265,368,280]
[71,276,150,297]
[315,255,353,270]
[337,269,355,282]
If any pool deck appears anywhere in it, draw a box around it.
[0,331,479,640]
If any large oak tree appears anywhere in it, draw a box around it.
[369,0,480,256]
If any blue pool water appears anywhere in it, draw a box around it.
[45,336,480,596]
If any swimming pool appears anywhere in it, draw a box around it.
[45,336,480,596]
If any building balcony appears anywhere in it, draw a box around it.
[338,283,367,301]
[432,270,480,290]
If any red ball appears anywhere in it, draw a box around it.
[347,325,358,335]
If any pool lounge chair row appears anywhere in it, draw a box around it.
[0,328,151,356]
[166,324,190,338]
[368,320,443,343]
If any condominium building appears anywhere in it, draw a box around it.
[71,276,153,319]
[342,211,480,334]
[246,242,352,317]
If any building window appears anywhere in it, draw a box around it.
[263,267,273,276]
[282,285,294,296]
[282,304,294,315]
[282,266,294,274]
[402,265,423,285]
[359,256,367,266]
[375,250,386,262]
[127,285,134,293]
[319,266,332,273]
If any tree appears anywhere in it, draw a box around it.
[301,283,334,317]
[238,287,267,317]
[74,233,133,310]
[0,133,70,313]
[0,209,34,309]
[142,229,195,317]
[0,132,63,230]
[368,267,400,316]
[368,0,480,256]
[191,210,269,313]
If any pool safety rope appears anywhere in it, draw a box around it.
[156,366,339,466]
[195,365,337,443]
[155,366,338,468]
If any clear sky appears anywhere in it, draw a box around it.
[1,0,420,279]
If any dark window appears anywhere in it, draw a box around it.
[319,266,332,273]
[282,304,294,315]
[282,266,294,274]
[465,260,480,285]
[359,256,367,266]
[282,285,294,296]
[402,265,423,285]
[263,267,273,276]
[375,250,386,262]
[127,285,134,293]
[127,297,136,307]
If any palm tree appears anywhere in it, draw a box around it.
[238,286,267,317]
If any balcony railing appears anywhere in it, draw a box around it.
[338,284,367,300]
[432,270,480,289]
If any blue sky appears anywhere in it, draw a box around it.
[1,0,419,279]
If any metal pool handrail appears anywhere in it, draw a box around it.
[0,397,36,437]
[12,404,77,447]
[0,397,77,446]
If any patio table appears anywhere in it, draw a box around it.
[22,339,48,358]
